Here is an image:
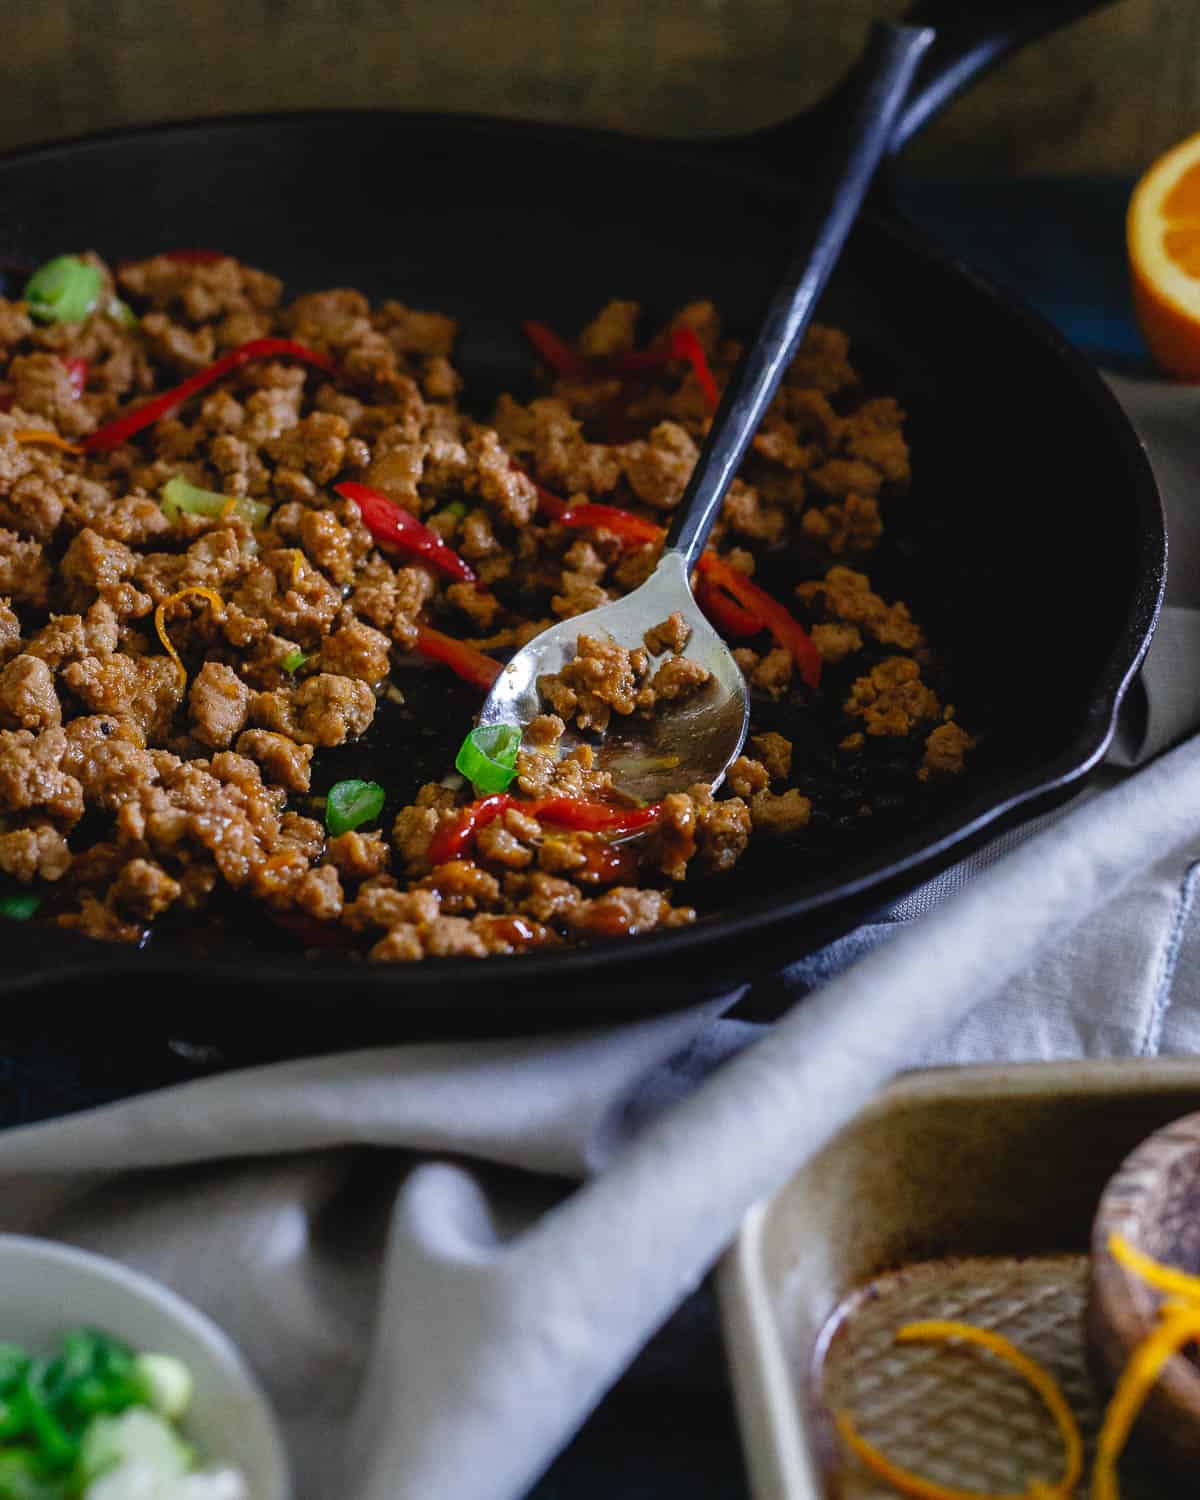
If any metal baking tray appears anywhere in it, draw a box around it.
[717,1059,1200,1499]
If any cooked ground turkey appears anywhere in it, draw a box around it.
[0,259,972,959]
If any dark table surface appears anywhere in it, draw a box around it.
[0,174,1154,1498]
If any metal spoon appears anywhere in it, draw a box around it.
[480,19,935,805]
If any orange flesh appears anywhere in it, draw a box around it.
[1162,158,1200,219]
[1162,224,1200,276]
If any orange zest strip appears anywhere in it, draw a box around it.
[1108,1231,1200,1304]
[153,586,224,686]
[11,428,84,454]
[836,1320,1083,1500]
[1091,1306,1200,1500]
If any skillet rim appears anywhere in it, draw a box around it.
[0,108,1167,1007]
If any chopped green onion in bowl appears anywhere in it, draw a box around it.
[455,724,522,794]
[444,500,468,520]
[161,477,269,531]
[0,1328,247,1500]
[280,650,308,675]
[23,256,103,325]
[325,779,385,837]
[0,893,39,921]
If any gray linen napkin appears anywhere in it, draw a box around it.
[0,373,1197,1500]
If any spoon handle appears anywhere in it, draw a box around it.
[663,18,935,571]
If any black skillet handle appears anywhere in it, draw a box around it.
[665,20,934,568]
[750,0,1120,170]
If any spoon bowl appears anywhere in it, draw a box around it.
[478,552,750,802]
[480,19,933,805]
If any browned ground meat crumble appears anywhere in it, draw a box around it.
[537,616,711,733]
[0,259,973,960]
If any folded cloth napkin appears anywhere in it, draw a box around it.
[0,361,1198,1500]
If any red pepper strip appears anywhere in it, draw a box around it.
[526,474,568,520]
[524,470,664,549]
[336,481,477,584]
[521,320,594,380]
[61,357,88,398]
[667,326,720,411]
[603,327,720,408]
[524,321,720,411]
[696,576,764,639]
[413,623,502,691]
[81,337,341,452]
[697,553,822,691]
[429,794,661,866]
[533,798,662,834]
[161,249,228,264]
[560,501,663,547]
[428,793,514,865]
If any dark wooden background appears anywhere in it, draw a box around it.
[0,0,1193,176]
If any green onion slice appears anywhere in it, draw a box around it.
[108,296,137,328]
[455,723,521,794]
[19,1363,79,1467]
[0,1446,56,1494]
[23,255,103,324]
[0,893,40,921]
[444,500,468,519]
[161,476,269,530]
[325,779,386,837]
[281,649,308,674]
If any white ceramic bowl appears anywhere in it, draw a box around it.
[0,1234,291,1500]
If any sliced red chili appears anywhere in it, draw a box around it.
[428,793,514,865]
[559,501,663,547]
[696,576,764,639]
[526,473,568,520]
[336,481,477,584]
[521,320,594,380]
[532,798,661,834]
[697,553,822,691]
[413,623,502,691]
[667,326,720,411]
[81,337,341,452]
[61,356,88,398]
[523,321,720,410]
[523,468,664,549]
[429,793,661,866]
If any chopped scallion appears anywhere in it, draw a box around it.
[0,892,40,921]
[325,779,386,837]
[108,296,137,328]
[281,649,308,674]
[445,500,468,519]
[161,475,269,530]
[23,255,103,324]
[455,723,521,794]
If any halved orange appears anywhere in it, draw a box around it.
[1128,131,1200,379]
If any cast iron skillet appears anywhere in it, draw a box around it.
[0,0,1166,1044]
